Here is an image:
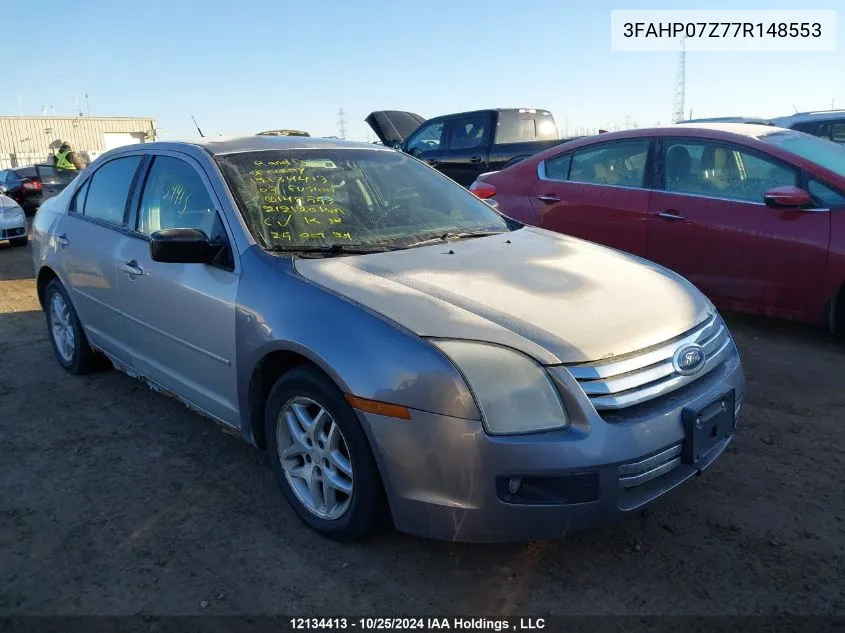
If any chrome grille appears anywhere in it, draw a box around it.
[566,313,733,411]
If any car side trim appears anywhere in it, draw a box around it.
[74,288,231,366]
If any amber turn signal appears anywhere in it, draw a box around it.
[345,394,412,420]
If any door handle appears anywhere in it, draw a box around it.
[656,210,686,221]
[469,156,483,164]
[56,233,69,248]
[119,260,143,276]
[536,194,561,203]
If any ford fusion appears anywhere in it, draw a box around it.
[31,136,745,542]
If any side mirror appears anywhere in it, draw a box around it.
[149,228,223,264]
[763,185,813,209]
[0,185,7,194]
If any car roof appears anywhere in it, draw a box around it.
[770,110,845,125]
[120,135,393,156]
[558,123,787,144]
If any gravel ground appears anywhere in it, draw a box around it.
[0,234,843,617]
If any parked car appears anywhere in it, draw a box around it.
[681,117,775,126]
[0,164,79,213]
[770,110,845,145]
[32,136,745,543]
[366,108,582,186]
[0,191,28,246]
[470,123,845,337]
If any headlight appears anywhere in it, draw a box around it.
[432,339,568,435]
[2,207,23,220]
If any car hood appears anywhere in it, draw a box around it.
[0,194,20,209]
[365,110,427,146]
[293,227,714,365]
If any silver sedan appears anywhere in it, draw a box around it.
[31,136,745,542]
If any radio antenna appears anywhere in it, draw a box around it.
[191,114,205,137]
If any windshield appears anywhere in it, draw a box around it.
[760,131,845,178]
[216,149,509,251]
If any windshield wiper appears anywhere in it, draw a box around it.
[405,231,509,250]
[268,244,395,257]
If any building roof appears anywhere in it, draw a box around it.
[0,115,155,122]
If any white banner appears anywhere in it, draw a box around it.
[610,10,837,52]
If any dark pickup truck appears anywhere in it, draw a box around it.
[366,108,580,186]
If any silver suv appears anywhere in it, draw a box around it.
[31,136,745,543]
[770,110,845,144]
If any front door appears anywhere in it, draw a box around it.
[403,119,445,175]
[56,155,143,364]
[440,113,493,186]
[529,138,653,257]
[115,153,240,426]
[647,139,830,317]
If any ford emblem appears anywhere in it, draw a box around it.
[673,343,706,375]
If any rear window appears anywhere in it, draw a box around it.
[495,110,558,144]
[35,165,78,184]
[15,167,37,179]
[761,131,845,178]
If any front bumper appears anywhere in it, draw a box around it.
[360,346,745,542]
[0,213,28,241]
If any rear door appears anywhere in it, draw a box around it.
[115,152,240,426]
[647,138,830,318]
[440,112,495,186]
[529,138,653,256]
[56,154,144,364]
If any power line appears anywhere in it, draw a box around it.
[337,108,347,140]
[671,36,686,124]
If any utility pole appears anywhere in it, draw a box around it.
[671,36,686,123]
[337,108,347,140]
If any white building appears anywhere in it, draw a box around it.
[0,115,157,169]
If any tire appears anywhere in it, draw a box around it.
[44,279,101,375]
[10,237,28,247]
[265,365,386,542]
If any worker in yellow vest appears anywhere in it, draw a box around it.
[54,142,85,171]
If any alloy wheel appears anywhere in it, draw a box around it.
[277,396,354,520]
[50,293,75,363]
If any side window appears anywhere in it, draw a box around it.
[543,153,572,181]
[406,121,444,156]
[828,121,845,144]
[137,156,219,239]
[71,178,91,213]
[569,140,649,187]
[664,141,797,203]
[82,156,142,225]
[447,116,488,150]
[808,180,845,208]
[791,122,818,135]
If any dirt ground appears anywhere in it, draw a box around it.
[0,233,843,617]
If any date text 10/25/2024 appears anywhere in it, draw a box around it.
[290,618,547,631]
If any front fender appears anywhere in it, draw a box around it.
[235,248,480,438]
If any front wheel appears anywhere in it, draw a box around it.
[265,366,386,542]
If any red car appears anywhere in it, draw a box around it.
[470,123,845,336]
